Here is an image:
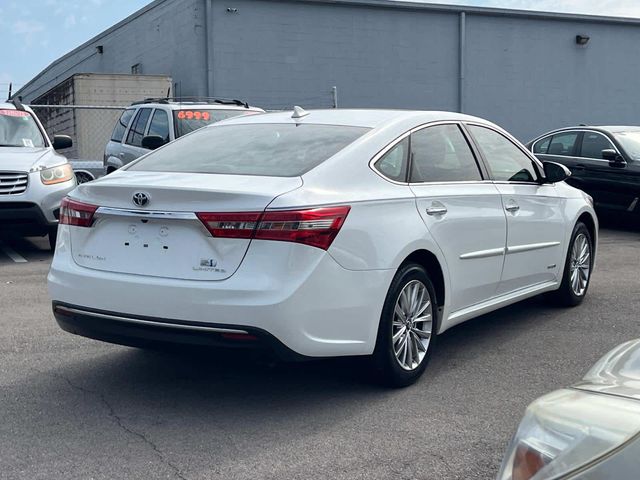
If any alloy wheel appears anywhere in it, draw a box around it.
[392,280,433,371]
[569,233,591,297]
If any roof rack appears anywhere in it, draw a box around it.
[131,97,250,108]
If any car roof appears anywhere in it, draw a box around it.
[221,108,490,129]
[594,126,640,133]
[533,125,640,139]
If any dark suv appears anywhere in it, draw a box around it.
[527,126,640,214]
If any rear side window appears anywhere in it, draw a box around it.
[532,136,551,154]
[548,132,579,156]
[148,109,170,143]
[410,124,482,183]
[374,137,409,182]
[111,109,135,142]
[126,108,152,147]
[128,123,370,177]
[580,132,614,159]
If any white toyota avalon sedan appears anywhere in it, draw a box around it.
[48,108,597,386]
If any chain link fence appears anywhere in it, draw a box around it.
[30,104,126,182]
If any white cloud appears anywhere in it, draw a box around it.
[13,19,45,47]
[13,20,45,36]
[64,14,77,28]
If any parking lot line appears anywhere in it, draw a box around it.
[0,241,27,263]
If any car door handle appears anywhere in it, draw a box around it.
[426,206,448,216]
[119,152,125,158]
[505,204,520,213]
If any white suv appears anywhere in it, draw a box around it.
[0,100,76,249]
[104,98,264,173]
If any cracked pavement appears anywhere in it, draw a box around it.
[0,221,639,479]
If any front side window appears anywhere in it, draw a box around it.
[173,109,257,137]
[467,125,539,183]
[410,124,482,183]
[111,109,135,143]
[125,108,152,147]
[128,123,370,177]
[0,109,46,148]
[614,131,640,161]
[374,137,409,182]
[548,132,579,156]
[580,132,615,159]
[147,109,170,143]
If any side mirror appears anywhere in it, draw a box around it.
[602,149,626,168]
[52,135,72,150]
[141,135,167,150]
[543,161,571,183]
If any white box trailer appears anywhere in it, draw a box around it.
[31,73,172,161]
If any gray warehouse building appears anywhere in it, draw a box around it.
[16,0,640,140]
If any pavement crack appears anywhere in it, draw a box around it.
[38,368,189,480]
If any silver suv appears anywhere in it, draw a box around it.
[0,100,76,249]
[104,98,264,173]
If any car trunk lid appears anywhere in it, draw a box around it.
[68,171,302,281]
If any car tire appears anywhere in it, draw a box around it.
[371,263,438,388]
[48,227,58,251]
[553,222,593,307]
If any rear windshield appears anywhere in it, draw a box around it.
[173,109,257,137]
[614,131,640,161]
[0,109,46,148]
[129,123,370,177]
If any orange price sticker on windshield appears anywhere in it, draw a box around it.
[177,110,212,121]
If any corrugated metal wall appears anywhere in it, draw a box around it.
[17,0,640,141]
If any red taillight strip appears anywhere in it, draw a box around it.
[59,197,98,227]
[196,206,350,250]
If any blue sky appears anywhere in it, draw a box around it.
[2,0,640,99]
[0,0,148,98]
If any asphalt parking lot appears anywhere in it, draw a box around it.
[1,220,639,480]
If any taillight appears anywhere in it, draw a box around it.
[59,197,98,227]
[256,206,350,250]
[196,206,350,250]
[196,212,262,239]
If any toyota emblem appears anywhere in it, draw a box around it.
[132,192,150,207]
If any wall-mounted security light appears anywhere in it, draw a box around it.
[576,35,590,46]
[96,45,104,54]
[226,7,238,13]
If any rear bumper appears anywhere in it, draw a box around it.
[53,302,305,361]
[48,225,394,357]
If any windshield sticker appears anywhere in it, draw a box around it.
[177,110,211,121]
[22,138,34,147]
[0,109,29,117]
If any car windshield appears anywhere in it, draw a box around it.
[173,109,258,137]
[129,123,370,177]
[613,131,640,161]
[0,109,46,148]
